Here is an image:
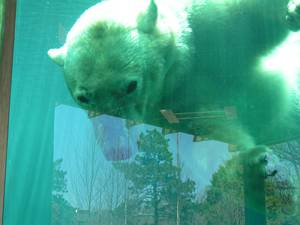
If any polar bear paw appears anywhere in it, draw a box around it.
[287,0,300,31]
[241,146,278,179]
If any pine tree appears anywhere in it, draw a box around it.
[52,159,75,225]
[115,129,196,225]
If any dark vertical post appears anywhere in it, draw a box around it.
[176,133,180,225]
[0,0,16,225]
[243,158,267,225]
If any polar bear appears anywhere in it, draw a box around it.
[48,0,300,150]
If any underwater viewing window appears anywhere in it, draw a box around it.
[1,0,300,225]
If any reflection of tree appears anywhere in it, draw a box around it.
[272,139,300,179]
[266,177,297,225]
[52,159,75,225]
[53,159,67,196]
[270,140,300,224]
[115,129,196,225]
[69,130,126,225]
[52,129,300,225]
[101,167,126,225]
[197,153,299,225]
[70,131,102,214]
[197,157,244,225]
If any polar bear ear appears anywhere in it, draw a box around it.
[137,0,158,33]
[47,47,66,66]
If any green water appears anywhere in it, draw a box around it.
[2,0,300,225]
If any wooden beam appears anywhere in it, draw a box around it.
[0,0,16,224]
[160,109,179,124]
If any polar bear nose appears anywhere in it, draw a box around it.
[75,88,91,104]
[77,95,89,104]
[126,80,138,94]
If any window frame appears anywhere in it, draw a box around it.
[0,0,16,224]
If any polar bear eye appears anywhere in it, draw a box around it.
[126,80,137,94]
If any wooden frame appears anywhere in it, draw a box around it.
[0,0,16,224]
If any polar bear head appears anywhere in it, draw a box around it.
[48,0,179,120]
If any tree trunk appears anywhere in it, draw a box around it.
[153,182,159,225]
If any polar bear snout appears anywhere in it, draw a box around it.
[74,87,93,105]
[77,95,89,104]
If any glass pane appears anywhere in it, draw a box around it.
[4,0,300,225]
